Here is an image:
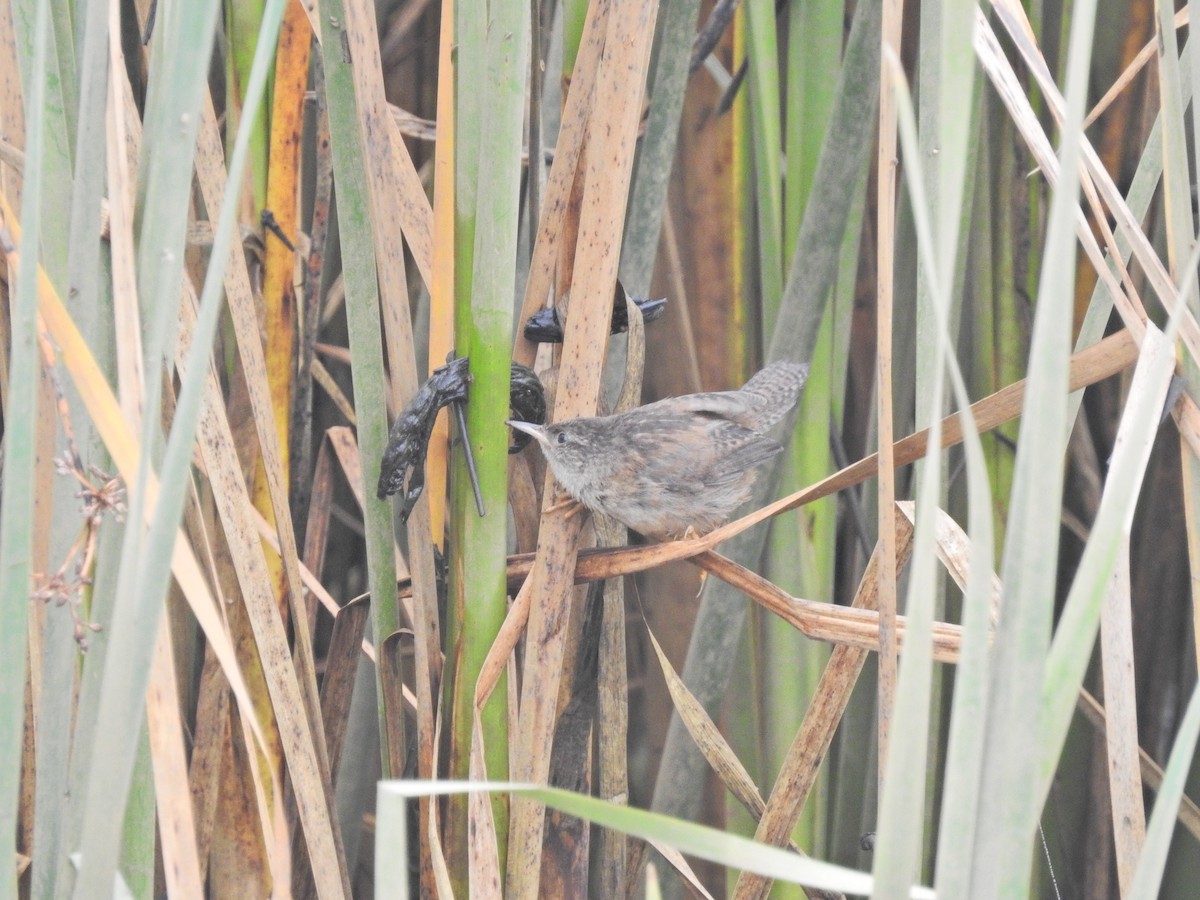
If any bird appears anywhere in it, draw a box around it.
[508,361,808,539]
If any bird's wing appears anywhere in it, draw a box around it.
[637,416,782,488]
[704,429,784,485]
[646,362,807,432]
[645,391,769,430]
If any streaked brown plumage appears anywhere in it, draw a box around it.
[508,361,808,539]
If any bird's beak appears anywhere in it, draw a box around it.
[506,419,548,447]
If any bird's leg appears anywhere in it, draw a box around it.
[544,491,587,521]
[681,526,710,590]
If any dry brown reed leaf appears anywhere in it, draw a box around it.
[254,506,369,653]
[510,0,614,367]
[380,632,411,779]
[260,1,310,548]
[190,82,350,887]
[313,342,352,366]
[311,358,357,423]
[194,93,322,742]
[731,509,915,900]
[319,275,347,329]
[255,427,419,672]
[985,4,1200,360]
[591,295,646,895]
[468,712,505,898]
[381,94,434,292]
[343,0,433,288]
[293,42,336,542]
[484,502,984,682]
[633,328,1138,567]
[896,501,1001,625]
[193,96,346,900]
[875,0,904,789]
[693,550,964,662]
[1083,6,1186,129]
[475,574,534,708]
[643,836,717,900]
[1077,690,1200,842]
[323,423,415,584]
[327,422,367,510]
[1173,394,1200,462]
[300,431,338,621]
[178,287,349,894]
[426,709,457,896]
[508,453,542,553]
[506,0,660,888]
[190,649,231,867]
[320,595,371,778]
[1098,544,1145,893]
[643,623,799,852]
[208,728,274,898]
[422,0,457,546]
[596,567,630,890]
[146,621,205,896]
[0,2,20,224]
[339,0,421,411]
[105,23,142,420]
[974,9,1151,342]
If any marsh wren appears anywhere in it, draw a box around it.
[508,361,808,539]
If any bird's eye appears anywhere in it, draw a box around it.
[556,432,568,444]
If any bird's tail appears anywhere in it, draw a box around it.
[741,361,809,429]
